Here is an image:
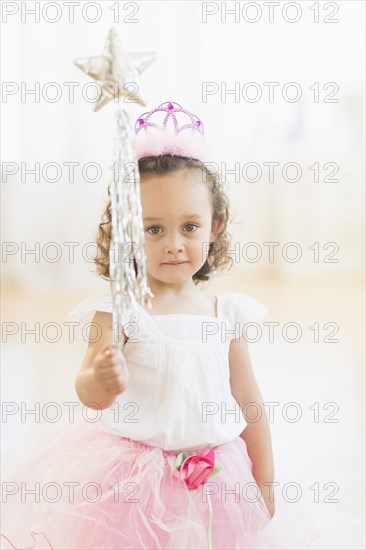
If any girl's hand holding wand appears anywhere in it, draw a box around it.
[93,345,130,397]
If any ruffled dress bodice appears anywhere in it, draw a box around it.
[67,292,268,451]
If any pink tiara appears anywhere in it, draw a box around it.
[133,101,209,162]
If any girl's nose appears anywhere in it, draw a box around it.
[164,236,184,254]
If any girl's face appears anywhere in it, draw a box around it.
[140,169,222,288]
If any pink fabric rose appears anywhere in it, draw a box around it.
[177,448,216,491]
[175,448,223,550]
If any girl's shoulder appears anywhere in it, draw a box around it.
[220,292,269,323]
[66,293,137,341]
[68,293,114,315]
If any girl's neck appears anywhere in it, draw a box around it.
[143,290,217,317]
[147,279,200,301]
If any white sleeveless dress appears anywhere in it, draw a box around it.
[67,291,269,450]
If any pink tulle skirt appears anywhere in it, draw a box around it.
[0,419,320,550]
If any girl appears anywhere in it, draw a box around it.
[1,102,318,550]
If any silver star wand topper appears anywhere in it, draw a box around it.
[75,28,156,347]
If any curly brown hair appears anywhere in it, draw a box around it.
[93,155,234,285]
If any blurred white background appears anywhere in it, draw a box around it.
[1,1,365,549]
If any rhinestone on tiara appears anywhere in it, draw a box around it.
[134,101,204,136]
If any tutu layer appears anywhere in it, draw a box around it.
[1,420,319,550]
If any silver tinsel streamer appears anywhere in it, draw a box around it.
[109,110,154,346]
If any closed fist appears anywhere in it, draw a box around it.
[93,345,130,396]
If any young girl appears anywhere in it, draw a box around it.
[1,102,318,550]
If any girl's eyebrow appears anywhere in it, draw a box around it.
[143,214,203,221]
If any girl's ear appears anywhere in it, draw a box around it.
[209,211,225,243]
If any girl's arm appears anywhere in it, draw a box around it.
[75,311,126,410]
[229,336,276,518]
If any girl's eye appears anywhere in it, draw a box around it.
[146,226,160,235]
[184,224,198,232]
